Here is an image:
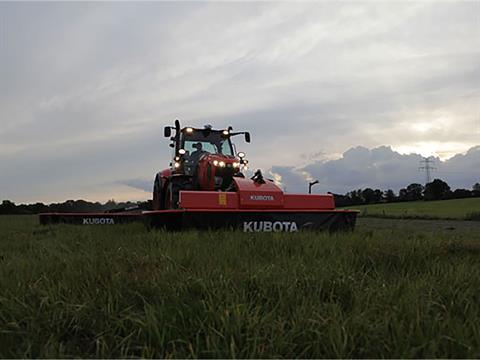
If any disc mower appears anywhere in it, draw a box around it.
[39,120,358,232]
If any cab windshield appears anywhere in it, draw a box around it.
[181,130,233,156]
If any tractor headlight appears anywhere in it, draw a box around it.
[238,152,245,158]
[223,130,229,135]
[174,162,180,168]
[233,162,240,168]
[186,128,193,133]
[175,156,180,161]
[178,149,186,155]
[218,161,226,167]
[213,160,219,166]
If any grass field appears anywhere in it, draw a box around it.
[341,197,480,220]
[1,215,480,357]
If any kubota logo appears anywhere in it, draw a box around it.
[82,218,115,225]
[249,195,274,201]
[243,221,298,232]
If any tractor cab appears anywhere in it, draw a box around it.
[164,121,250,175]
[155,120,251,209]
[171,126,237,177]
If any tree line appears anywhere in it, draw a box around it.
[0,199,152,215]
[1,179,479,214]
[332,180,480,207]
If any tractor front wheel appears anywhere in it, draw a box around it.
[152,174,163,210]
[165,180,181,209]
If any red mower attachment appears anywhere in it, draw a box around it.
[145,176,358,231]
[39,176,358,232]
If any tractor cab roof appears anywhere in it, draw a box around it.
[181,126,231,137]
[164,121,250,143]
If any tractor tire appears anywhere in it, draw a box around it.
[166,180,181,209]
[152,174,163,210]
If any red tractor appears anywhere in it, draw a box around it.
[152,120,251,210]
[39,120,358,232]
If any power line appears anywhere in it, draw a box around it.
[419,158,437,184]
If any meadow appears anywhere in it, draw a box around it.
[341,197,480,220]
[1,215,480,358]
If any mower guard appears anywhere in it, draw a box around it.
[39,208,357,232]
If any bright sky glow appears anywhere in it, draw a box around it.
[394,142,472,160]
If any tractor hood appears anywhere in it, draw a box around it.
[196,153,242,191]
[200,153,240,169]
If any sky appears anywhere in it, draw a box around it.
[0,1,479,203]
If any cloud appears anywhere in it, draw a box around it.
[118,178,152,193]
[270,146,480,195]
[0,2,479,202]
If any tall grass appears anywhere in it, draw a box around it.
[1,215,480,357]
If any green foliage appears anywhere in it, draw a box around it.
[384,189,396,202]
[397,183,425,202]
[361,188,383,204]
[0,199,152,215]
[1,216,480,357]
[343,197,480,220]
[406,183,424,201]
[424,179,451,201]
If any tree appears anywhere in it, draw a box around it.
[398,188,408,201]
[424,179,451,201]
[347,190,363,205]
[452,189,472,199]
[104,199,118,211]
[473,183,480,197]
[362,188,376,204]
[0,200,17,214]
[384,189,396,202]
[331,193,350,207]
[373,189,383,203]
[29,202,49,214]
[406,183,424,201]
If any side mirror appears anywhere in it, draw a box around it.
[164,127,171,137]
[244,132,251,143]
